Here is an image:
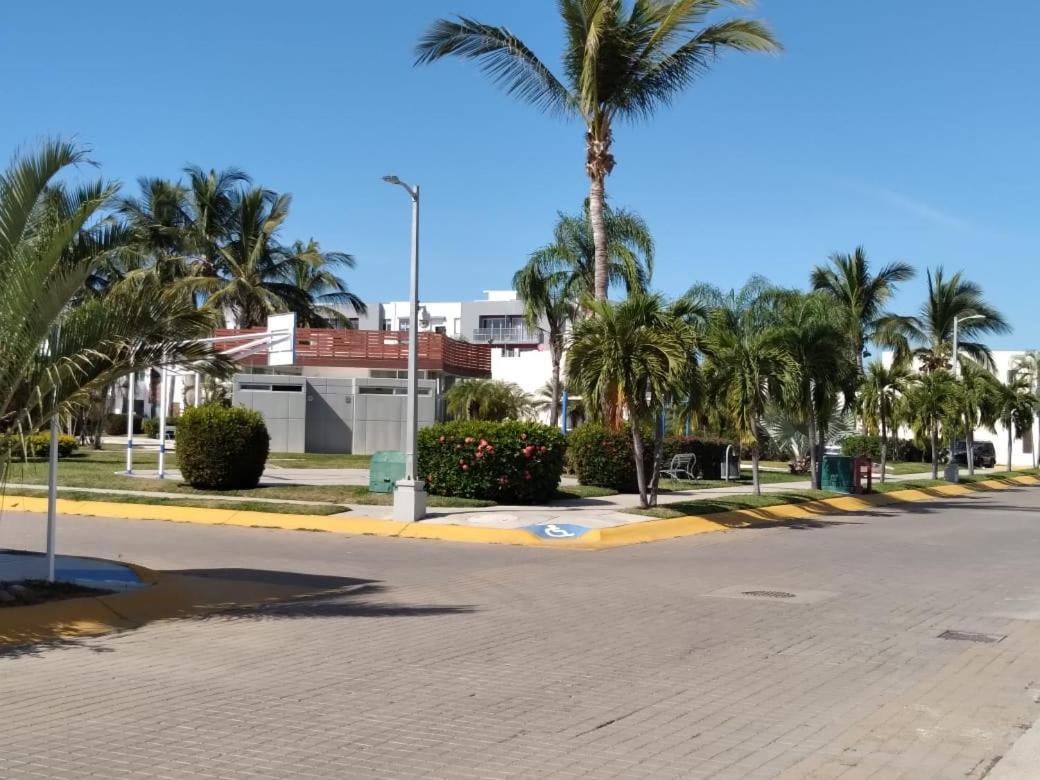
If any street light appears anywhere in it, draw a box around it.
[383,175,426,521]
[952,314,985,378]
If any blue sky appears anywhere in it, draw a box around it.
[2,1,1037,347]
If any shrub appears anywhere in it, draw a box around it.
[176,406,269,489]
[569,423,734,490]
[0,433,78,459]
[418,420,566,503]
[142,415,179,439]
[105,413,142,435]
[840,435,926,462]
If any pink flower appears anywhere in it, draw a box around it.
[461,464,469,472]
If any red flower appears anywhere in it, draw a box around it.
[523,470,532,480]
[523,445,535,458]
[461,464,469,472]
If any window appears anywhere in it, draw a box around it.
[453,318,461,335]
[501,347,517,358]
[435,325,446,335]
[398,318,409,330]
[380,319,392,331]
[346,317,360,329]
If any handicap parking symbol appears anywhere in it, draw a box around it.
[526,523,590,540]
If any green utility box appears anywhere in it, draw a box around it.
[820,455,854,493]
[369,451,406,493]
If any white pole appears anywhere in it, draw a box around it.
[125,371,135,474]
[405,186,419,482]
[157,365,168,479]
[46,410,59,583]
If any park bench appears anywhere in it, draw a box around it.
[661,452,697,481]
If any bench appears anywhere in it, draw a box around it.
[660,453,697,481]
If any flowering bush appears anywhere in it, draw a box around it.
[417,420,566,503]
[0,433,79,459]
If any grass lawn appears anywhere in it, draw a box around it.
[659,470,807,492]
[265,452,371,469]
[555,485,618,500]
[627,489,838,520]
[1,447,493,508]
[873,469,1039,494]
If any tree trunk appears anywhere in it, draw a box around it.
[966,424,975,476]
[930,424,939,480]
[1008,422,1014,472]
[817,424,827,490]
[879,415,888,484]
[807,412,819,490]
[588,174,608,301]
[752,444,761,496]
[630,409,648,508]
[549,339,562,428]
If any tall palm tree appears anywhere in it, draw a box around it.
[567,294,697,507]
[445,379,533,421]
[901,369,957,479]
[995,374,1037,472]
[700,284,797,495]
[955,360,1001,475]
[1012,351,1040,467]
[416,1,779,301]
[513,261,573,426]
[0,141,229,450]
[771,291,856,488]
[810,246,915,373]
[878,267,1009,371]
[183,165,252,277]
[529,204,654,305]
[283,240,367,327]
[858,360,911,483]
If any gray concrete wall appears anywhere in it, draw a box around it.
[351,378,437,455]
[233,375,307,453]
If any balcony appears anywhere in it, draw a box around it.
[470,326,543,345]
[214,328,491,378]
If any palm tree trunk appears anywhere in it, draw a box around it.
[1008,422,1014,472]
[588,174,608,301]
[879,415,888,484]
[549,347,562,428]
[752,442,762,496]
[966,424,975,475]
[807,412,819,490]
[930,424,939,480]
[630,409,648,508]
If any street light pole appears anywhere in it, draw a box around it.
[383,175,426,521]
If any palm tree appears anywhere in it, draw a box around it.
[283,240,367,327]
[810,246,915,373]
[529,205,655,305]
[955,360,1002,475]
[902,370,957,479]
[445,379,533,421]
[699,284,797,495]
[1012,351,1040,467]
[513,261,573,426]
[416,1,779,301]
[0,141,229,452]
[567,294,697,507]
[771,291,856,488]
[533,379,585,428]
[996,374,1037,471]
[878,267,1009,371]
[183,165,252,277]
[858,361,911,483]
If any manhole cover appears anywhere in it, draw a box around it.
[938,630,1006,644]
[742,590,796,599]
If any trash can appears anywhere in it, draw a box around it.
[821,455,854,493]
[369,451,406,493]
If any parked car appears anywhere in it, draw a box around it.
[950,440,996,468]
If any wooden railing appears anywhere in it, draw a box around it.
[213,328,491,377]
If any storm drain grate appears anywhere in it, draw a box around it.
[742,590,796,599]
[938,630,1006,644]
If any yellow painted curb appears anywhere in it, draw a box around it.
[2,475,1036,552]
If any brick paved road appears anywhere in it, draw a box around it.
[3,488,1040,778]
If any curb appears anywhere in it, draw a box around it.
[2,476,1036,552]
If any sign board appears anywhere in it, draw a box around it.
[266,312,296,366]
[525,523,590,540]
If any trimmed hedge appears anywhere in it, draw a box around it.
[569,423,734,491]
[0,433,78,459]
[176,406,269,489]
[142,415,180,438]
[418,420,566,503]
[105,413,142,435]
[840,434,927,462]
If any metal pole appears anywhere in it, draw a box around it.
[46,410,59,582]
[158,365,168,479]
[561,391,569,435]
[125,371,135,474]
[405,186,419,481]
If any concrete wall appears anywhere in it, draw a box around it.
[234,375,307,453]
[351,378,437,455]
[491,346,555,424]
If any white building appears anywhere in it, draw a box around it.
[883,349,1039,468]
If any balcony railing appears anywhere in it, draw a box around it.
[471,326,543,344]
[213,328,491,377]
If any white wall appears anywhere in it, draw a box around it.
[382,300,463,336]
[881,350,1039,468]
[491,346,555,423]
